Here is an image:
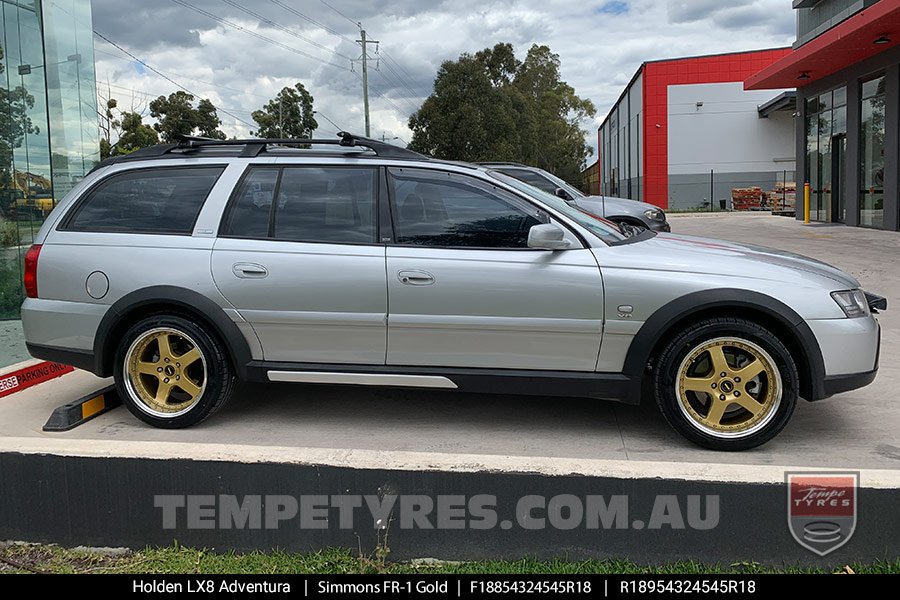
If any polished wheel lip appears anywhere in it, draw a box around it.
[123,327,207,419]
[675,336,782,439]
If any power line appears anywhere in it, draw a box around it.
[380,51,420,87]
[313,110,344,132]
[318,0,360,28]
[218,0,355,62]
[170,0,352,71]
[268,0,356,44]
[93,46,275,101]
[92,30,256,129]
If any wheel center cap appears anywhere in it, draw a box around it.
[719,379,735,393]
[164,365,176,377]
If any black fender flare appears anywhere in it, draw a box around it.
[621,288,827,400]
[93,286,253,379]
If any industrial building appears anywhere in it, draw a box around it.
[598,48,797,211]
[746,0,900,231]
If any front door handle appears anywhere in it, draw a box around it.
[233,262,268,279]
[398,270,434,286]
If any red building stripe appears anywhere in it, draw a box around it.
[639,48,792,209]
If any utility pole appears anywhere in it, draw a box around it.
[356,27,378,137]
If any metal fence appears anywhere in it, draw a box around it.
[667,169,797,213]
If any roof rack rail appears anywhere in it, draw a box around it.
[88,132,428,173]
[475,161,530,168]
[166,131,426,160]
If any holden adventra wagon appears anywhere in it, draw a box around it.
[21,133,884,450]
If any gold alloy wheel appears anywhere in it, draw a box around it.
[124,327,207,417]
[675,337,782,438]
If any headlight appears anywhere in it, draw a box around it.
[831,289,870,318]
[643,208,664,221]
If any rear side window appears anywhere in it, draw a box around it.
[221,168,279,238]
[222,166,377,244]
[275,167,376,243]
[64,166,224,234]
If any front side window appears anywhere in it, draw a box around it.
[65,166,224,234]
[221,166,377,244]
[389,168,545,248]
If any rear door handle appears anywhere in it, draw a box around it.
[233,262,268,279]
[398,270,434,286]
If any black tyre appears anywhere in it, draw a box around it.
[113,314,235,428]
[653,317,798,451]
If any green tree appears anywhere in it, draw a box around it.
[251,83,317,138]
[149,91,226,142]
[115,112,159,153]
[98,96,159,159]
[409,43,596,185]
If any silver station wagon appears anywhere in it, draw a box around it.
[22,133,884,450]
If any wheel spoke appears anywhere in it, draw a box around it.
[734,361,765,382]
[707,345,730,376]
[155,380,174,405]
[176,379,202,399]
[682,376,714,393]
[136,361,160,376]
[705,399,728,426]
[734,394,765,415]
[157,333,175,362]
[177,347,202,367]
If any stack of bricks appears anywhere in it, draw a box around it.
[731,187,764,211]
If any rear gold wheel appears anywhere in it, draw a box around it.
[115,314,234,428]
[124,327,207,417]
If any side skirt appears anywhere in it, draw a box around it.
[245,361,640,404]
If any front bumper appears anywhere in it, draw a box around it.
[646,220,671,232]
[807,316,880,400]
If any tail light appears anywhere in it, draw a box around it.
[23,244,41,298]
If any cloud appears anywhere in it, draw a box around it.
[91,0,796,156]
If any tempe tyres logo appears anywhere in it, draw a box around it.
[786,471,858,556]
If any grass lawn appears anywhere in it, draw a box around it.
[0,544,896,574]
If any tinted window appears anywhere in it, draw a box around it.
[495,168,557,194]
[66,167,224,234]
[273,167,377,244]
[222,168,278,237]
[389,168,544,248]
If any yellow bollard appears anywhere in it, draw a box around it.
[804,182,811,224]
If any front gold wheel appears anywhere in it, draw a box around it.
[676,337,782,439]
[124,327,207,417]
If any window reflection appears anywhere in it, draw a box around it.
[859,75,885,229]
[0,0,99,319]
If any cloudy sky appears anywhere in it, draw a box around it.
[90,0,796,155]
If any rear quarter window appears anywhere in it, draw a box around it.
[62,166,225,234]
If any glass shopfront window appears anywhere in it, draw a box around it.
[0,0,98,322]
[805,87,847,222]
[859,75,885,229]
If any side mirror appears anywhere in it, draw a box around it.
[554,187,574,201]
[527,223,571,250]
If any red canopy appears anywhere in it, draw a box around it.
[745,1,900,90]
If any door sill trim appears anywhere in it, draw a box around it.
[267,371,458,389]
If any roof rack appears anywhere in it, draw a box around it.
[92,132,427,171]
[475,161,530,168]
